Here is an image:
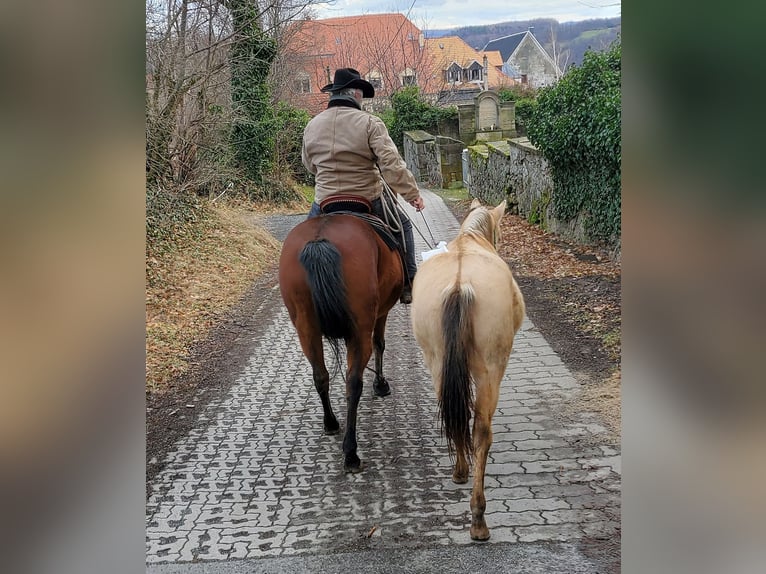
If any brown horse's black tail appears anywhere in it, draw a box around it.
[439,283,476,460]
[299,239,355,341]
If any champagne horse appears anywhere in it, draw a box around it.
[411,199,525,540]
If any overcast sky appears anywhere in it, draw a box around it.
[313,1,621,30]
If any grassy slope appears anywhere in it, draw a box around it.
[145,201,282,394]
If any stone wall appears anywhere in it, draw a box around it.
[404,129,591,244]
[403,130,442,189]
[436,137,464,187]
[467,137,587,243]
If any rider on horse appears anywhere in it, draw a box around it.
[301,67,425,304]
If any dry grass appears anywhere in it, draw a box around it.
[578,370,622,440]
[146,201,281,395]
[496,214,621,442]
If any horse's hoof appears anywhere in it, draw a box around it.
[324,417,340,434]
[470,526,491,541]
[344,454,363,473]
[452,473,469,484]
[373,378,391,397]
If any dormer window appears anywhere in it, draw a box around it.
[467,61,483,82]
[446,62,462,83]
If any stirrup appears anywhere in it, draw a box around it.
[399,284,412,304]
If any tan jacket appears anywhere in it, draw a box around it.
[302,103,420,205]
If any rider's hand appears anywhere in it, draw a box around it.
[410,196,425,211]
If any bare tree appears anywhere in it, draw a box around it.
[146,0,322,192]
[146,0,237,190]
[548,21,570,79]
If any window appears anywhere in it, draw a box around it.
[400,68,416,87]
[293,75,311,93]
[469,67,482,81]
[446,63,461,83]
[521,74,528,85]
[366,70,383,90]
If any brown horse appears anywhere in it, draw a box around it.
[411,199,525,540]
[278,213,404,473]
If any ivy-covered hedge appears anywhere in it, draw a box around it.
[383,86,457,148]
[527,41,621,244]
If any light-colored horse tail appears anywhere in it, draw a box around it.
[439,282,476,460]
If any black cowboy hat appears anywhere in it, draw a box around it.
[320,67,375,98]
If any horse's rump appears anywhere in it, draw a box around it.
[279,215,404,341]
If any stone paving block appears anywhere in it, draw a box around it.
[484,462,526,475]
[486,509,544,527]
[506,497,570,512]
[514,438,570,451]
[522,458,582,474]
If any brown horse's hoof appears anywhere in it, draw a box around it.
[470,526,491,541]
[373,378,391,397]
[344,454,363,473]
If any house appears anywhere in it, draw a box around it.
[281,13,515,115]
[423,36,515,105]
[482,30,560,88]
[281,13,429,114]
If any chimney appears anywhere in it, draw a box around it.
[326,66,331,84]
[483,54,488,91]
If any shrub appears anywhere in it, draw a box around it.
[272,102,313,185]
[387,87,457,148]
[527,41,621,244]
[514,98,538,136]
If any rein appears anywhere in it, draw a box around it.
[380,179,437,250]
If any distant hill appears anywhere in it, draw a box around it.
[426,17,621,68]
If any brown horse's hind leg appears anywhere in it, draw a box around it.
[469,416,492,541]
[342,337,373,473]
[313,362,339,435]
[297,316,339,434]
[372,316,390,397]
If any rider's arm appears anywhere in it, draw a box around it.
[367,116,420,204]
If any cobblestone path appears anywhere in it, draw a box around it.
[146,190,621,571]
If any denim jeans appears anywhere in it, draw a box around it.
[307,198,417,283]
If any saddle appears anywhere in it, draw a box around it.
[319,195,405,272]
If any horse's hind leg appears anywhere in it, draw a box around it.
[372,316,390,397]
[297,316,339,434]
[342,336,373,473]
[452,443,470,484]
[312,360,340,435]
[469,366,502,541]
